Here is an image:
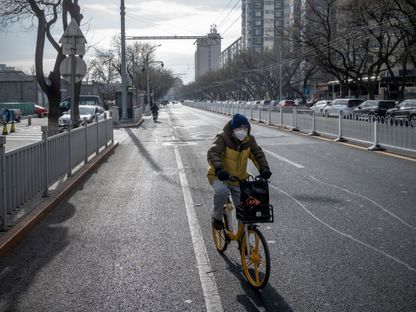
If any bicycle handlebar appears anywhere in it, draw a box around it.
[228,175,268,182]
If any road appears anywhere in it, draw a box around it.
[2,117,45,152]
[0,104,415,311]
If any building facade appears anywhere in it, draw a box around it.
[0,64,40,104]
[195,26,222,81]
[241,0,289,53]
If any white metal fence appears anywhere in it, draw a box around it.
[185,101,416,153]
[0,116,114,230]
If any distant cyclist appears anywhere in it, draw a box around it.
[207,113,272,230]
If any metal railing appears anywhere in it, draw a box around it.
[185,101,415,153]
[0,115,114,230]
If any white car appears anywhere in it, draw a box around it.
[310,100,331,114]
[59,105,105,127]
[324,98,363,117]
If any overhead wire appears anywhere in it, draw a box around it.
[218,0,241,28]
[214,0,236,25]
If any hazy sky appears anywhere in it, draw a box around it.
[0,0,241,84]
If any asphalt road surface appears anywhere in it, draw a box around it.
[0,104,415,311]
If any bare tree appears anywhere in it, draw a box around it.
[0,0,83,132]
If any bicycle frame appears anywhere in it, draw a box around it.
[223,201,252,257]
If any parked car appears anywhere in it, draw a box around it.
[59,95,102,113]
[58,105,105,128]
[277,100,296,108]
[385,99,416,127]
[34,105,48,118]
[310,100,331,114]
[353,100,395,120]
[324,98,363,117]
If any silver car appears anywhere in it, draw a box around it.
[310,100,331,114]
[59,105,105,127]
[324,98,363,117]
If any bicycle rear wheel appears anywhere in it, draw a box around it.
[240,226,270,289]
[212,215,229,253]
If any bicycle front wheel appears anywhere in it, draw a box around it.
[240,226,270,289]
[212,215,229,253]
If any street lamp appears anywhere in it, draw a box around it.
[145,44,161,112]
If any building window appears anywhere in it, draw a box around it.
[255,20,262,26]
[255,11,262,17]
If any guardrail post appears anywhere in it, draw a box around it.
[27,116,31,126]
[280,107,283,126]
[243,105,246,116]
[291,108,299,131]
[104,113,108,148]
[268,106,271,124]
[68,120,72,177]
[258,106,261,122]
[335,112,346,142]
[95,115,99,155]
[250,105,253,120]
[308,110,318,136]
[84,120,88,163]
[41,126,49,197]
[368,119,384,151]
[0,136,6,230]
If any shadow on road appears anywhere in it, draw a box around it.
[0,202,75,311]
[220,253,294,312]
[125,127,162,172]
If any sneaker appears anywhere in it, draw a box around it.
[212,218,223,230]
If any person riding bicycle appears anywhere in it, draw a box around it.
[207,113,272,230]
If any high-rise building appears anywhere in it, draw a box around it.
[195,25,222,81]
[241,0,289,53]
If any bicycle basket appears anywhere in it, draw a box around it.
[236,179,274,223]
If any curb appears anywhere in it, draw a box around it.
[0,141,119,258]
[113,118,144,129]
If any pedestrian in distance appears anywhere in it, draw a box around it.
[207,113,272,230]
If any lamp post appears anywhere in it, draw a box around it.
[145,44,161,112]
[120,0,128,120]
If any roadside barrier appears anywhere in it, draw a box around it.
[185,101,415,154]
[0,116,114,230]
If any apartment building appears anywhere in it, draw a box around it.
[241,0,289,53]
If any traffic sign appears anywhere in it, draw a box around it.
[60,57,87,83]
[59,19,87,56]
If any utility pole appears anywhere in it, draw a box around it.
[120,0,127,120]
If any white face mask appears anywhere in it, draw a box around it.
[233,129,248,141]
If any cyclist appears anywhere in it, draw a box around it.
[207,113,272,230]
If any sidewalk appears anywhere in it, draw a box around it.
[0,142,119,257]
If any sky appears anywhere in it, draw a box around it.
[0,0,242,84]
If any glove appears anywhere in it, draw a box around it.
[260,169,272,180]
[216,169,230,181]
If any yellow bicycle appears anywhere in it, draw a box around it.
[212,176,274,289]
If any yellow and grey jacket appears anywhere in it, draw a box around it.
[207,121,270,185]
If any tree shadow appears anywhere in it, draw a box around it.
[220,253,294,311]
[0,202,75,311]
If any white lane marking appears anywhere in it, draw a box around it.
[309,175,416,231]
[269,183,416,272]
[168,114,224,312]
[263,148,305,169]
